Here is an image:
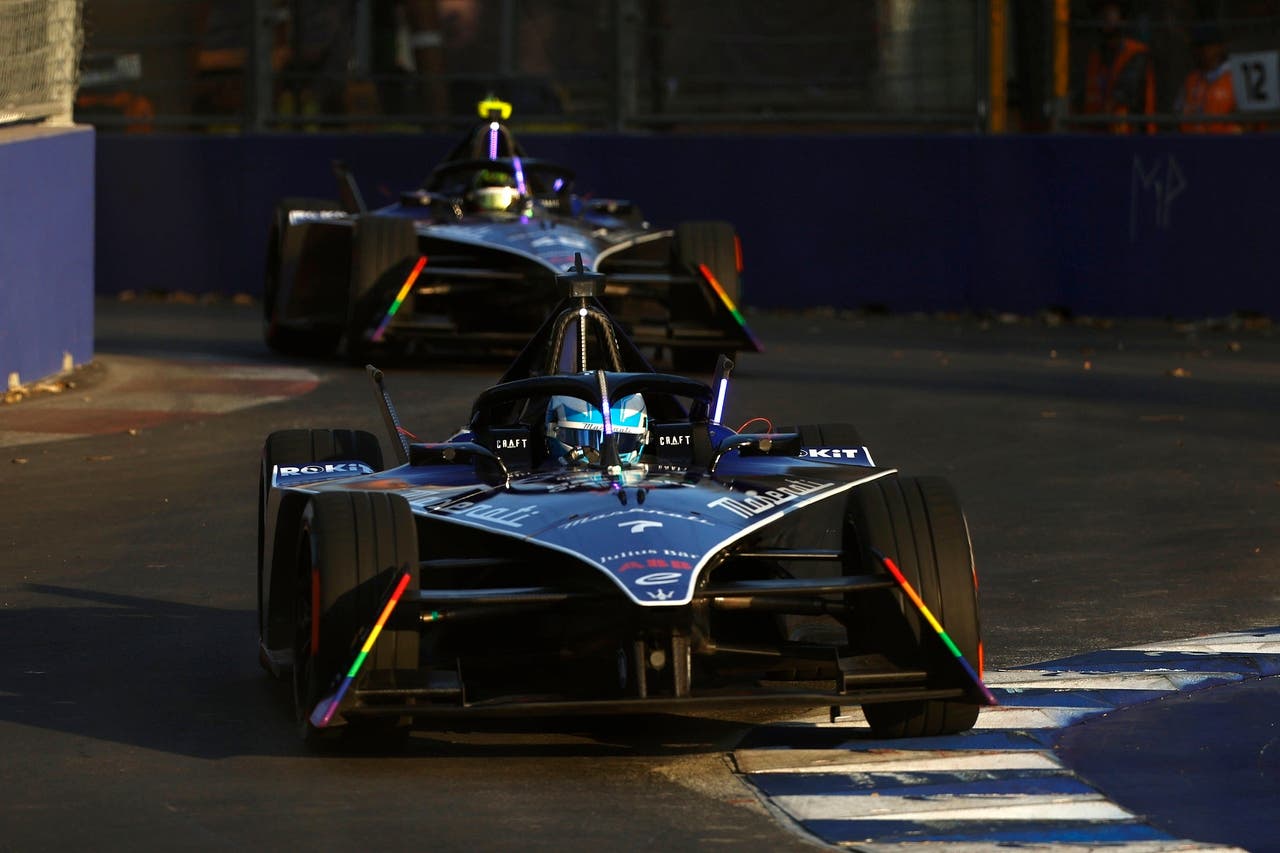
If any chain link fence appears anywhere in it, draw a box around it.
[53,0,1280,134]
[1061,0,1280,131]
[0,0,84,126]
[73,0,984,132]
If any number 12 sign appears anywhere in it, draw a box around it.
[1231,51,1280,111]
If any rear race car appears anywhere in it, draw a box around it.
[263,98,759,371]
[257,256,992,748]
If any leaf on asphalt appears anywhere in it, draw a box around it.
[84,455,113,462]
[1166,367,1191,378]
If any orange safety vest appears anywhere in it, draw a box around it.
[1178,64,1242,134]
[75,91,155,133]
[1084,37,1156,134]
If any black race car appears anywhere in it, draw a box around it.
[257,256,992,747]
[263,98,760,371]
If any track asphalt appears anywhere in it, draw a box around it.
[3,327,1276,851]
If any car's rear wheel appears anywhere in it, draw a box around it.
[845,475,982,738]
[258,429,384,674]
[264,197,344,356]
[672,221,741,373]
[293,491,419,749]
[347,215,420,363]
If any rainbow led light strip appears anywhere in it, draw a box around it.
[871,547,998,706]
[370,255,428,343]
[310,569,414,729]
[697,263,762,351]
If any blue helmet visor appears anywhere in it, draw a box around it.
[554,427,644,458]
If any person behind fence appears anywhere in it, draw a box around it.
[1082,1,1156,133]
[1175,23,1243,134]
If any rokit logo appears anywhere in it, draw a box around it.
[800,447,866,460]
[706,478,834,519]
[276,462,373,476]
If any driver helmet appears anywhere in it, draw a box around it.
[546,393,648,466]
[470,168,520,212]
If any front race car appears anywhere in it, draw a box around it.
[256,259,992,748]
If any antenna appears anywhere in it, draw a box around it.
[367,365,411,465]
[559,253,606,372]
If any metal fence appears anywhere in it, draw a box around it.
[73,0,985,132]
[1059,0,1280,132]
[0,0,83,126]
[63,0,1280,134]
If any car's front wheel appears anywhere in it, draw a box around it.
[292,491,420,749]
[845,475,983,738]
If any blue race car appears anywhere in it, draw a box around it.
[263,98,760,372]
[257,256,990,747]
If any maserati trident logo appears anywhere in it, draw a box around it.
[647,589,675,601]
[619,520,663,534]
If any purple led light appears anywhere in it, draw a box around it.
[713,378,728,424]
[512,155,528,196]
[488,122,499,159]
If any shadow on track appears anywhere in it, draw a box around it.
[2,584,807,761]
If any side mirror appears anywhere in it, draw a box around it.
[409,441,510,485]
[708,432,802,472]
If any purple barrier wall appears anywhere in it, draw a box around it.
[94,132,1278,319]
[0,126,95,387]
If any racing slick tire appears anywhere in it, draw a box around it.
[346,215,419,363]
[672,221,741,373]
[844,475,982,738]
[293,491,420,749]
[264,197,345,357]
[257,429,384,673]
